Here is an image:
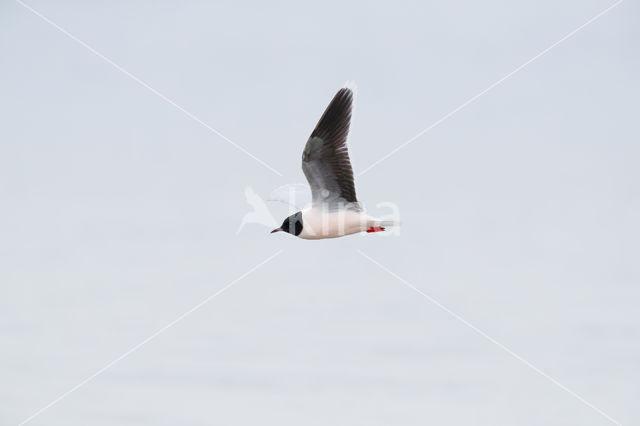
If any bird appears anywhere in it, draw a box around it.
[236,186,277,235]
[271,83,398,239]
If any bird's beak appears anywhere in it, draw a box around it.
[270,228,282,234]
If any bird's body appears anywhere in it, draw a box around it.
[271,83,398,239]
[297,207,379,239]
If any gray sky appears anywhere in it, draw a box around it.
[1,0,639,425]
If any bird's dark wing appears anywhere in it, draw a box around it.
[302,86,358,208]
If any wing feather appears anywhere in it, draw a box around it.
[302,87,358,206]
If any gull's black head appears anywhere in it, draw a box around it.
[271,211,303,236]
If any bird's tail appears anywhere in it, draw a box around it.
[373,219,400,227]
[366,218,401,231]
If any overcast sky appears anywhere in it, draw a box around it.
[1,0,639,425]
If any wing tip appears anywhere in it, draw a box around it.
[342,80,358,96]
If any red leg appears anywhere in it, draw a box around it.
[366,226,385,233]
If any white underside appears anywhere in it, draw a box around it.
[298,207,381,239]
